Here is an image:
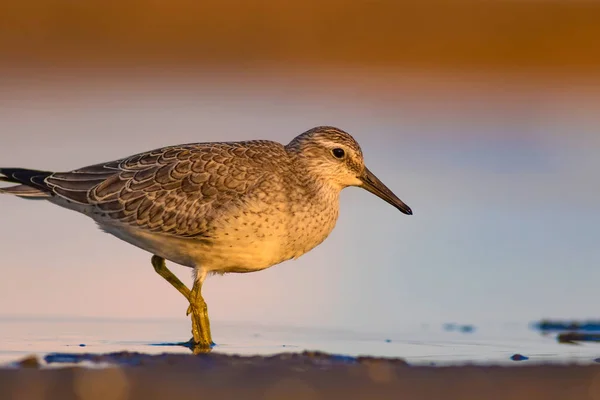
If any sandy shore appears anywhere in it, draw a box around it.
[1,351,600,400]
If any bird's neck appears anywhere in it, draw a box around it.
[288,157,341,201]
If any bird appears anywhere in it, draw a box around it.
[0,126,412,352]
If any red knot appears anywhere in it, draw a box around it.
[0,126,412,351]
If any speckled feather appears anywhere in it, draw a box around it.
[0,126,380,275]
[46,141,288,238]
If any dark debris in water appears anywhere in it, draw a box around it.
[510,354,529,361]
[43,350,408,368]
[557,333,600,345]
[534,320,600,333]
[533,320,600,345]
[459,325,475,333]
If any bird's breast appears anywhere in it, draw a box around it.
[201,192,340,273]
[284,203,340,259]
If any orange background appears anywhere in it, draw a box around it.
[1,0,599,73]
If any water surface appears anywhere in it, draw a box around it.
[1,316,598,367]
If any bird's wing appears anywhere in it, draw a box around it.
[44,141,285,237]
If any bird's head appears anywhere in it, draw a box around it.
[286,126,412,215]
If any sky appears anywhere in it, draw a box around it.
[0,70,599,336]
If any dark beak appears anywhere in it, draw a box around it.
[360,167,413,215]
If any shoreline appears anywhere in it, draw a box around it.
[2,351,600,400]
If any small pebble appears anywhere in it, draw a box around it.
[16,355,40,368]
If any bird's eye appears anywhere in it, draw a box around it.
[332,148,345,159]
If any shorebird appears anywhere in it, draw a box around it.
[0,126,412,352]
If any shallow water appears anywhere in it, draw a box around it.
[1,316,599,367]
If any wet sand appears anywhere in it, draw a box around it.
[2,351,600,400]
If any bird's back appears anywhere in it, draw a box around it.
[43,140,288,236]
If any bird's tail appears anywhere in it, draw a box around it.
[0,168,54,199]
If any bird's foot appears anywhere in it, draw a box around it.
[183,337,215,354]
[188,302,213,351]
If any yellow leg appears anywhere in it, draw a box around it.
[151,255,191,300]
[150,256,213,352]
[188,278,213,351]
